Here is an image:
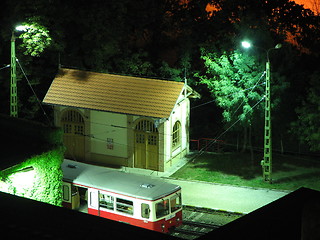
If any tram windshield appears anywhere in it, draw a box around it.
[155,193,182,219]
[156,199,169,218]
[170,193,182,212]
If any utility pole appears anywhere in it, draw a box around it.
[10,32,18,117]
[241,41,281,183]
[262,60,272,182]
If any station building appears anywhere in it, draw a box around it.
[43,68,199,172]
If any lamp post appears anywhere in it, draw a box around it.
[241,41,281,183]
[10,25,27,117]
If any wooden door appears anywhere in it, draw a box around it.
[134,132,146,169]
[61,110,85,161]
[134,120,159,171]
[146,134,158,170]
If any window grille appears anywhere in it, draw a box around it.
[135,119,158,133]
[172,121,181,149]
[61,110,84,123]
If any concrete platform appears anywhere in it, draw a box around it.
[121,156,289,214]
[163,178,289,214]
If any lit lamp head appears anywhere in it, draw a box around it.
[241,41,252,49]
[275,43,282,49]
[15,25,28,32]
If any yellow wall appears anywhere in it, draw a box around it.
[89,111,128,161]
[54,86,191,172]
[163,97,190,171]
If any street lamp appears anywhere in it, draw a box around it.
[241,41,282,183]
[10,25,27,117]
[241,41,252,49]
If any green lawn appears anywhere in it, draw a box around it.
[171,152,320,191]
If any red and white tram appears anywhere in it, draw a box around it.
[61,159,182,233]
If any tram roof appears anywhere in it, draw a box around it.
[62,159,181,201]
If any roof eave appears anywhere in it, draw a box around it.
[42,102,171,120]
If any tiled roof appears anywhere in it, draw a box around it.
[43,68,185,118]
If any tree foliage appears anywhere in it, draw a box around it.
[17,17,52,57]
[0,0,319,153]
[291,72,320,151]
[196,49,265,126]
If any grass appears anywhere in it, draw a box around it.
[171,152,320,191]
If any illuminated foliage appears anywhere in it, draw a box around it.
[196,49,265,126]
[17,18,52,57]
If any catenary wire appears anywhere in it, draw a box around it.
[16,59,52,125]
[191,71,266,110]
[230,71,266,118]
[191,95,266,162]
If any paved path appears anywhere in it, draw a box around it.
[122,162,290,214]
[163,178,289,214]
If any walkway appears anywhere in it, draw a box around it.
[163,178,289,214]
[122,158,290,214]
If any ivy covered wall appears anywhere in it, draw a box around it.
[0,149,63,206]
[0,115,64,206]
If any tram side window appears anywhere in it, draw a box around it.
[99,193,114,210]
[170,193,182,212]
[156,200,169,218]
[141,203,150,219]
[62,185,70,201]
[116,198,133,215]
[71,185,78,196]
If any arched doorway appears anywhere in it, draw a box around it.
[61,110,85,161]
[134,119,159,171]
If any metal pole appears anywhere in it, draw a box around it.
[10,32,18,117]
[262,60,272,183]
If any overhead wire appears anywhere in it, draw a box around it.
[16,59,52,125]
[188,70,267,161]
[70,69,267,162]
[77,132,174,159]
[217,141,320,162]
[229,71,266,119]
[191,71,266,110]
[191,95,266,162]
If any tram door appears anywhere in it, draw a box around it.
[62,182,80,210]
[71,185,80,210]
[134,120,159,171]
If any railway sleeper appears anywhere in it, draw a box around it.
[183,220,220,229]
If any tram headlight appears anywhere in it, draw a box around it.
[161,224,165,232]
[177,217,180,222]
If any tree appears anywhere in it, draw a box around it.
[196,49,266,153]
[291,71,320,151]
[17,18,52,57]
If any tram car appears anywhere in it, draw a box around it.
[61,159,182,233]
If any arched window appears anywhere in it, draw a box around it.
[61,110,84,135]
[172,121,181,149]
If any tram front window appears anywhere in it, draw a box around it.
[170,193,182,212]
[156,199,169,218]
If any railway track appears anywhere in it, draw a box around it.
[170,206,244,239]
